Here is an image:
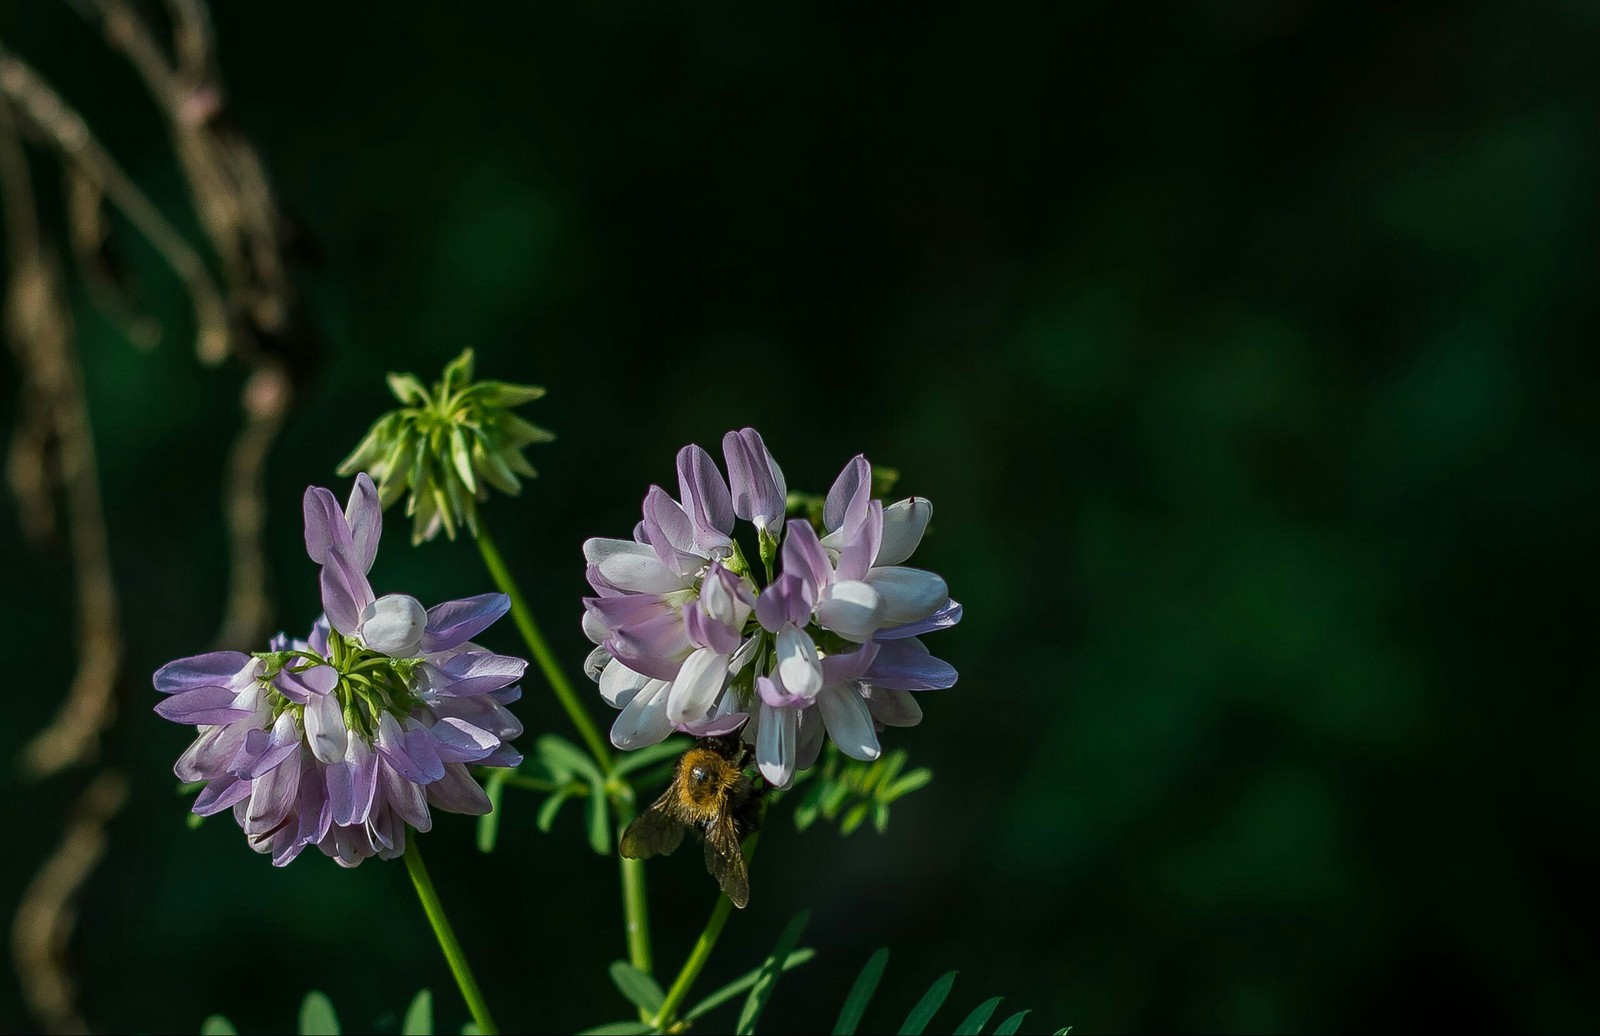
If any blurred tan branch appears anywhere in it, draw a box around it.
[2,1,317,1029]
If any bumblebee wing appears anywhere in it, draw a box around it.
[619,789,687,860]
[703,814,750,909]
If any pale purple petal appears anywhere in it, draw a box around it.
[426,763,493,815]
[193,774,252,816]
[153,652,252,694]
[781,519,834,596]
[584,593,674,632]
[429,694,524,741]
[244,750,301,834]
[642,485,705,576]
[230,712,302,779]
[174,724,248,781]
[275,662,337,704]
[428,717,499,763]
[824,455,871,534]
[835,500,883,583]
[817,683,881,761]
[329,735,379,826]
[864,637,958,690]
[294,754,331,845]
[723,428,787,535]
[403,722,447,783]
[680,708,750,737]
[875,600,963,640]
[684,602,742,655]
[795,710,825,771]
[154,686,252,726]
[676,443,735,553]
[320,546,374,636]
[820,640,880,685]
[344,473,382,572]
[755,572,814,632]
[607,612,692,666]
[423,593,510,652]
[427,651,528,697]
[303,485,353,564]
[381,761,433,831]
[757,673,809,710]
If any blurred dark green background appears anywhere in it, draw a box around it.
[3,1,1599,1032]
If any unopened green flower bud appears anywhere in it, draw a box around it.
[337,348,553,544]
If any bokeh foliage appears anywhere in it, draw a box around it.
[2,0,1599,1032]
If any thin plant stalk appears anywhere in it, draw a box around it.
[404,837,499,1035]
[474,523,613,772]
[471,522,654,981]
[652,834,761,1030]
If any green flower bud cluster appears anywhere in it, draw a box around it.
[338,348,553,544]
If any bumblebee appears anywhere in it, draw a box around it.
[619,736,764,908]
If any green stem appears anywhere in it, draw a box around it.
[616,796,654,1019]
[652,834,760,1030]
[404,837,499,1036]
[474,523,614,773]
[470,522,654,985]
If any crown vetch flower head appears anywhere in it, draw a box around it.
[337,348,553,545]
[583,429,960,788]
[155,473,526,867]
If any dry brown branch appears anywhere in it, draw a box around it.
[0,41,231,363]
[0,96,124,781]
[10,771,130,1035]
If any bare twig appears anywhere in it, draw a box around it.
[0,95,124,781]
[0,41,231,362]
[10,771,130,1035]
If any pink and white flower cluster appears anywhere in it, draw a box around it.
[583,429,960,787]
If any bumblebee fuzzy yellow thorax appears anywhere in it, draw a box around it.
[674,745,743,822]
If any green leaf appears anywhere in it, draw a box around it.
[840,801,872,836]
[898,972,957,1036]
[477,770,509,852]
[587,788,612,855]
[450,427,477,494]
[536,786,576,832]
[833,948,888,1036]
[441,348,476,394]
[1053,1028,1073,1035]
[574,1024,653,1036]
[298,991,340,1035]
[402,990,433,1035]
[991,1010,1030,1036]
[953,996,1004,1035]
[475,380,546,407]
[612,738,691,777]
[537,734,603,786]
[883,770,933,800]
[387,372,429,405]
[200,1016,238,1036]
[683,948,816,1023]
[608,961,666,1013]
[735,909,811,1036]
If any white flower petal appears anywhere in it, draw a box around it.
[756,702,797,788]
[597,548,690,594]
[665,647,729,725]
[865,567,948,625]
[610,679,673,749]
[876,498,932,566]
[818,683,881,761]
[600,658,652,708]
[359,593,428,656]
[775,626,824,698]
[303,689,347,764]
[815,580,886,642]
